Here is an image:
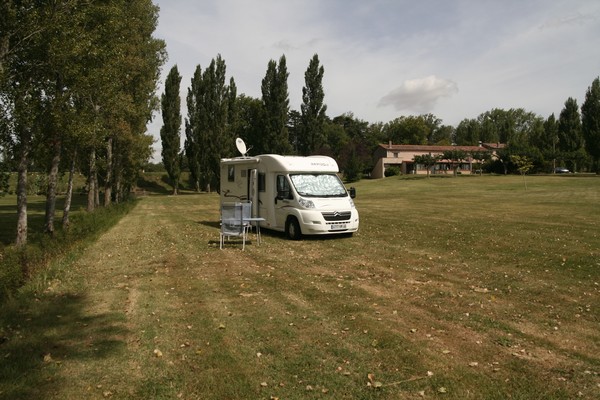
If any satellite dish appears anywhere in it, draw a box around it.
[235,138,247,156]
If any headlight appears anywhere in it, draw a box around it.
[298,197,315,209]
[349,197,355,208]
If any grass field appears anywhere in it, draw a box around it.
[0,174,598,399]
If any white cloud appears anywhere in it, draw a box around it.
[378,76,458,114]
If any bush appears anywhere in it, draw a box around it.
[0,163,9,196]
[385,166,401,177]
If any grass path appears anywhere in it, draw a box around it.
[1,176,599,399]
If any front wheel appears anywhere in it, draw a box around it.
[285,217,302,240]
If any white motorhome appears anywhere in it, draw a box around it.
[220,153,359,240]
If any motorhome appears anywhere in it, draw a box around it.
[220,147,359,240]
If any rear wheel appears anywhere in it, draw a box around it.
[285,217,302,240]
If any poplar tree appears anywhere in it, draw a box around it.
[160,65,182,194]
[558,97,585,171]
[185,65,203,192]
[581,77,600,173]
[543,114,559,171]
[299,54,327,155]
[185,55,236,192]
[261,55,292,154]
[2,0,49,245]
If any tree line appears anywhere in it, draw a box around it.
[0,1,166,246]
[160,53,600,193]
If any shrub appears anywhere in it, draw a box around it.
[385,166,401,177]
[0,166,9,196]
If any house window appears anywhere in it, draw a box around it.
[393,152,399,158]
[227,165,235,182]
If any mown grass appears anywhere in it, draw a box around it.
[0,174,598,399]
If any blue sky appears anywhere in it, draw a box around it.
[148,0,600,158]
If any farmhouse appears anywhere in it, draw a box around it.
[372,142,505,179]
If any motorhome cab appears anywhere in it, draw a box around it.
[220,153,359,240]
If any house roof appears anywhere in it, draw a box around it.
[378,144,487,152]
[481,142,507,149]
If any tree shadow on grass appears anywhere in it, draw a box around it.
[0,292,129,399]
[136,175,170,195]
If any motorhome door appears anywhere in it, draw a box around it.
[249,169,258,217]
[274,174,293,228]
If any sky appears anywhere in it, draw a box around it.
[147,0,600,160]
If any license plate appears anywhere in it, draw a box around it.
[330,224,347,230]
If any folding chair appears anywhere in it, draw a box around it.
[220,202,247,250]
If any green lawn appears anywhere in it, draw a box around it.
[0,174,598,399]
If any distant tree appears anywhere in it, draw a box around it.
[455,118,480,145]
[261,55,292,154]
[235,94,264,155]
[160,65,182,194]
[581,77,600,173]
[287,109,301,154]
[383,115,428,144]
[199,55,233,192]
[511,155,533,190]
[558,97,585,171]
[185,56,236,192]
[539,113,559,172]
[331,113,375,175]
[298,54,327,155]
[418,113,448,144]
[413,153,440,177]
[469,151,490,175]
[441,149,467,176]
[495,147,512,175]
[478,110,502,143]
[185,65,202,192]
[344,146,362,182]
[323,119,349,159]
[431,124,454,145]
[477,108,540,146]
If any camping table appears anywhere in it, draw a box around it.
[243,217,265,245]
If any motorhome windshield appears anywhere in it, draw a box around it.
[290,174,347,197]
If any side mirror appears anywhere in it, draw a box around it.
[276,190,291,202]
[349,187,356,199]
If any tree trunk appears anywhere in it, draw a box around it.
[62,148,77,229]
[16,131,31,247]
[94,170,100,208]
[114,154,121,204]
[44,137,62,235]
[87,148,96,212]
[104,137,112,206]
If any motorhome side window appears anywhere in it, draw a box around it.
[277,175,292,199]
[258,173,265,192]
[227,165,235,182]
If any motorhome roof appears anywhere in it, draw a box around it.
[260,154,339,173]
[220,154,339,173]
[220,156,260,165]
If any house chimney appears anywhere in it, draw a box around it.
[388,140,392,149]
